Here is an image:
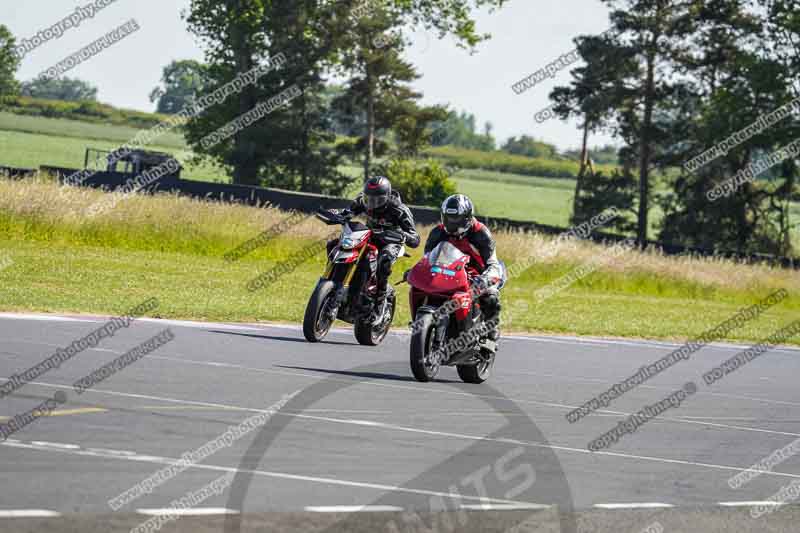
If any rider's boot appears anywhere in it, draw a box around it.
[371,287,389,323]
[487,322,500,341]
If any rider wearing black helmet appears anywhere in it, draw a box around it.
[424,194,504,340]
[330,176,420,316]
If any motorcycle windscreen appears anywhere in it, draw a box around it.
[408,241,470,294]
[428,241,466,270]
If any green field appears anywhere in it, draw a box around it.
[0,129,226,183]
[0,177,798,345]
[1,113,797,248]
[453,168,577,189]
[453,174,574,226]
[0,111,187,150]
[451,170,673,237]
[452,169,799,249]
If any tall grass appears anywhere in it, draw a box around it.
[1,176,797,342]
[2,175,797,297]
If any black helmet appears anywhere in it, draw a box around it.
[441,194,474,236]
[364,175,391,211]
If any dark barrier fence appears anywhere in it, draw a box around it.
[0,165,36,178]
[13,165,800,269]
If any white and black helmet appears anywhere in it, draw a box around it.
[441,194,474,236]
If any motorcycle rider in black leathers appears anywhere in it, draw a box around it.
[328,176,420,318]
[424,194,504,340]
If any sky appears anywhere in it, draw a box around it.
[6,0,616,151]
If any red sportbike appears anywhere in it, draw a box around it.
[406,241,499,383]
[303,208,407,345]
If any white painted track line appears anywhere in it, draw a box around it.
[12,379,800,485]
[2,311,797,353]
[137,508,239,516]
[460,503,551,511]
[0,510,61,518]
[305,506,404,512]
[718,501,784,507]
[1,439,527,507]
[594,503,674,509]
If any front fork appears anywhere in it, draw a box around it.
[322,246,368,319]
[419,307,449,365]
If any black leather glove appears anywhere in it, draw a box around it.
[470,276,488,296]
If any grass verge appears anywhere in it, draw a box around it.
[0,177,798,346]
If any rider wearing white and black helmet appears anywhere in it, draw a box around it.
[424,194,504,339]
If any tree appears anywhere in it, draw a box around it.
[430,110,496,151]
[20,77,97,101]
[658,0,799,256]
[183,0,507,190]
[501,135,558,159]
[550,27,637,229]
[184,0,351,193]
[150,60,207,114]
[320,83,365,136]
[331,2,420,180]
[552,1,702,246]
[391,101,449,158]
[573,168,638,233]
[0,25,21,96]
[373,158,457,206]
[331,0,506,178]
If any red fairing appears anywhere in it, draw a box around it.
[450,291,473,321]
[407,256,470,295]
[407,242,472,321]
[345,248,361,263]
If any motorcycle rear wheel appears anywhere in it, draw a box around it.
[457,351,495,384]
[354,291,395,346]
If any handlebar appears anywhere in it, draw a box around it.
[315,208,351,226]
[316,209,409,248]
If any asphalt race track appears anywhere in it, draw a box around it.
[1,312,800,532]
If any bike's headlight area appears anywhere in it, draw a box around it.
[340,238,354,249]
[431,265,456,276]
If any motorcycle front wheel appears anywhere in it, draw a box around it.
[409,313,440,382]
[303,280,337,342]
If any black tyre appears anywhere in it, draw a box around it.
[303,280,337,342]
[354,292,395,346]
[409,313,440,382]
[457,351,495,384]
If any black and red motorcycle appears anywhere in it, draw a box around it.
[303,208,408,345]
[405,241,501,383]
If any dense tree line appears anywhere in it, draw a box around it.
[552,0,799,255]
[179,0,507,195]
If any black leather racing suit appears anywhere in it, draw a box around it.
[327,190,420,298]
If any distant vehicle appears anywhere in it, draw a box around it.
[84,147,182,178]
